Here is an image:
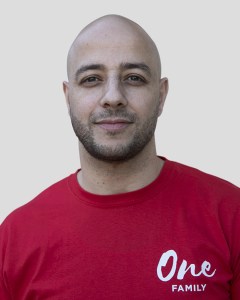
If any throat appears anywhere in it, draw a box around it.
[77,156,164,195]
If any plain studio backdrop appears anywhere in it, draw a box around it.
[0,1,239,223]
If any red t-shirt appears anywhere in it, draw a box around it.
[0,158,240,299]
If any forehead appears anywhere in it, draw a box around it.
[74,41,153,67]
[68,19,160,78]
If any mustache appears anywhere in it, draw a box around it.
[90,109,137,123]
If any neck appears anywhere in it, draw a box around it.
[77,139,164,195]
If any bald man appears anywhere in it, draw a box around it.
[0,15,240,299]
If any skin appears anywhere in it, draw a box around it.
[63,14,169,195]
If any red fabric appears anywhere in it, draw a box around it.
[0,158,240,299]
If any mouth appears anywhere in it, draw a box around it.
[94,118,133,131]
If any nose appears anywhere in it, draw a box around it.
[100,78,128,108]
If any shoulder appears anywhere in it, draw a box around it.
[0,171,77,230]
[168,158,239,198]
[165,157,240,233]
[163,158,240,219]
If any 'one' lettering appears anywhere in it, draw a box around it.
[157,250,216,282]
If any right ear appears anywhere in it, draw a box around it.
[63,81,70,113]
[158,77,169,117]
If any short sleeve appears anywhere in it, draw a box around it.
[0,275,10,300]
[229,193,240,299]
[0,222,10,300]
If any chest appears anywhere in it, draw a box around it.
[7,202,232,299]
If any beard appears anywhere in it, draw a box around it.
[70,107,159,162]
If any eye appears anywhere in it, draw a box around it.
[125,74,146,85]
[80,76,102,86]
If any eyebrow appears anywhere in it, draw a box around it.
[74,62,152,81]
[120,62,151,76]
[75,64,105,81]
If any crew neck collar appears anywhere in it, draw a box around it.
[68,157,174,208]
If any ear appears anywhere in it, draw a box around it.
[63,81,70,113]
[158,77,169,116]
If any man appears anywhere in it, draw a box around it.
[0,14,239,299]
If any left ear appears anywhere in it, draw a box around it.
[63,81,70,114]
[158,77,169,116]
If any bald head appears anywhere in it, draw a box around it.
[63,14,169,163]
[66,14,161,80]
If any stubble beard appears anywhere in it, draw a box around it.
[70,108,159,162]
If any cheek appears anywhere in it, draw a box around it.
[129,93,159,118]
[68,90,98,118]
[126,85,159,104]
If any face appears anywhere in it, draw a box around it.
[64,18,168,162]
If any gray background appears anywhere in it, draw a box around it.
[0,0,239,223]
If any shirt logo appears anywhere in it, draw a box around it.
[156,249,216,293]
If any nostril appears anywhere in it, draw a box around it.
[101,96,127,108]
[100,85,128,108]
[103,102,111,108]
